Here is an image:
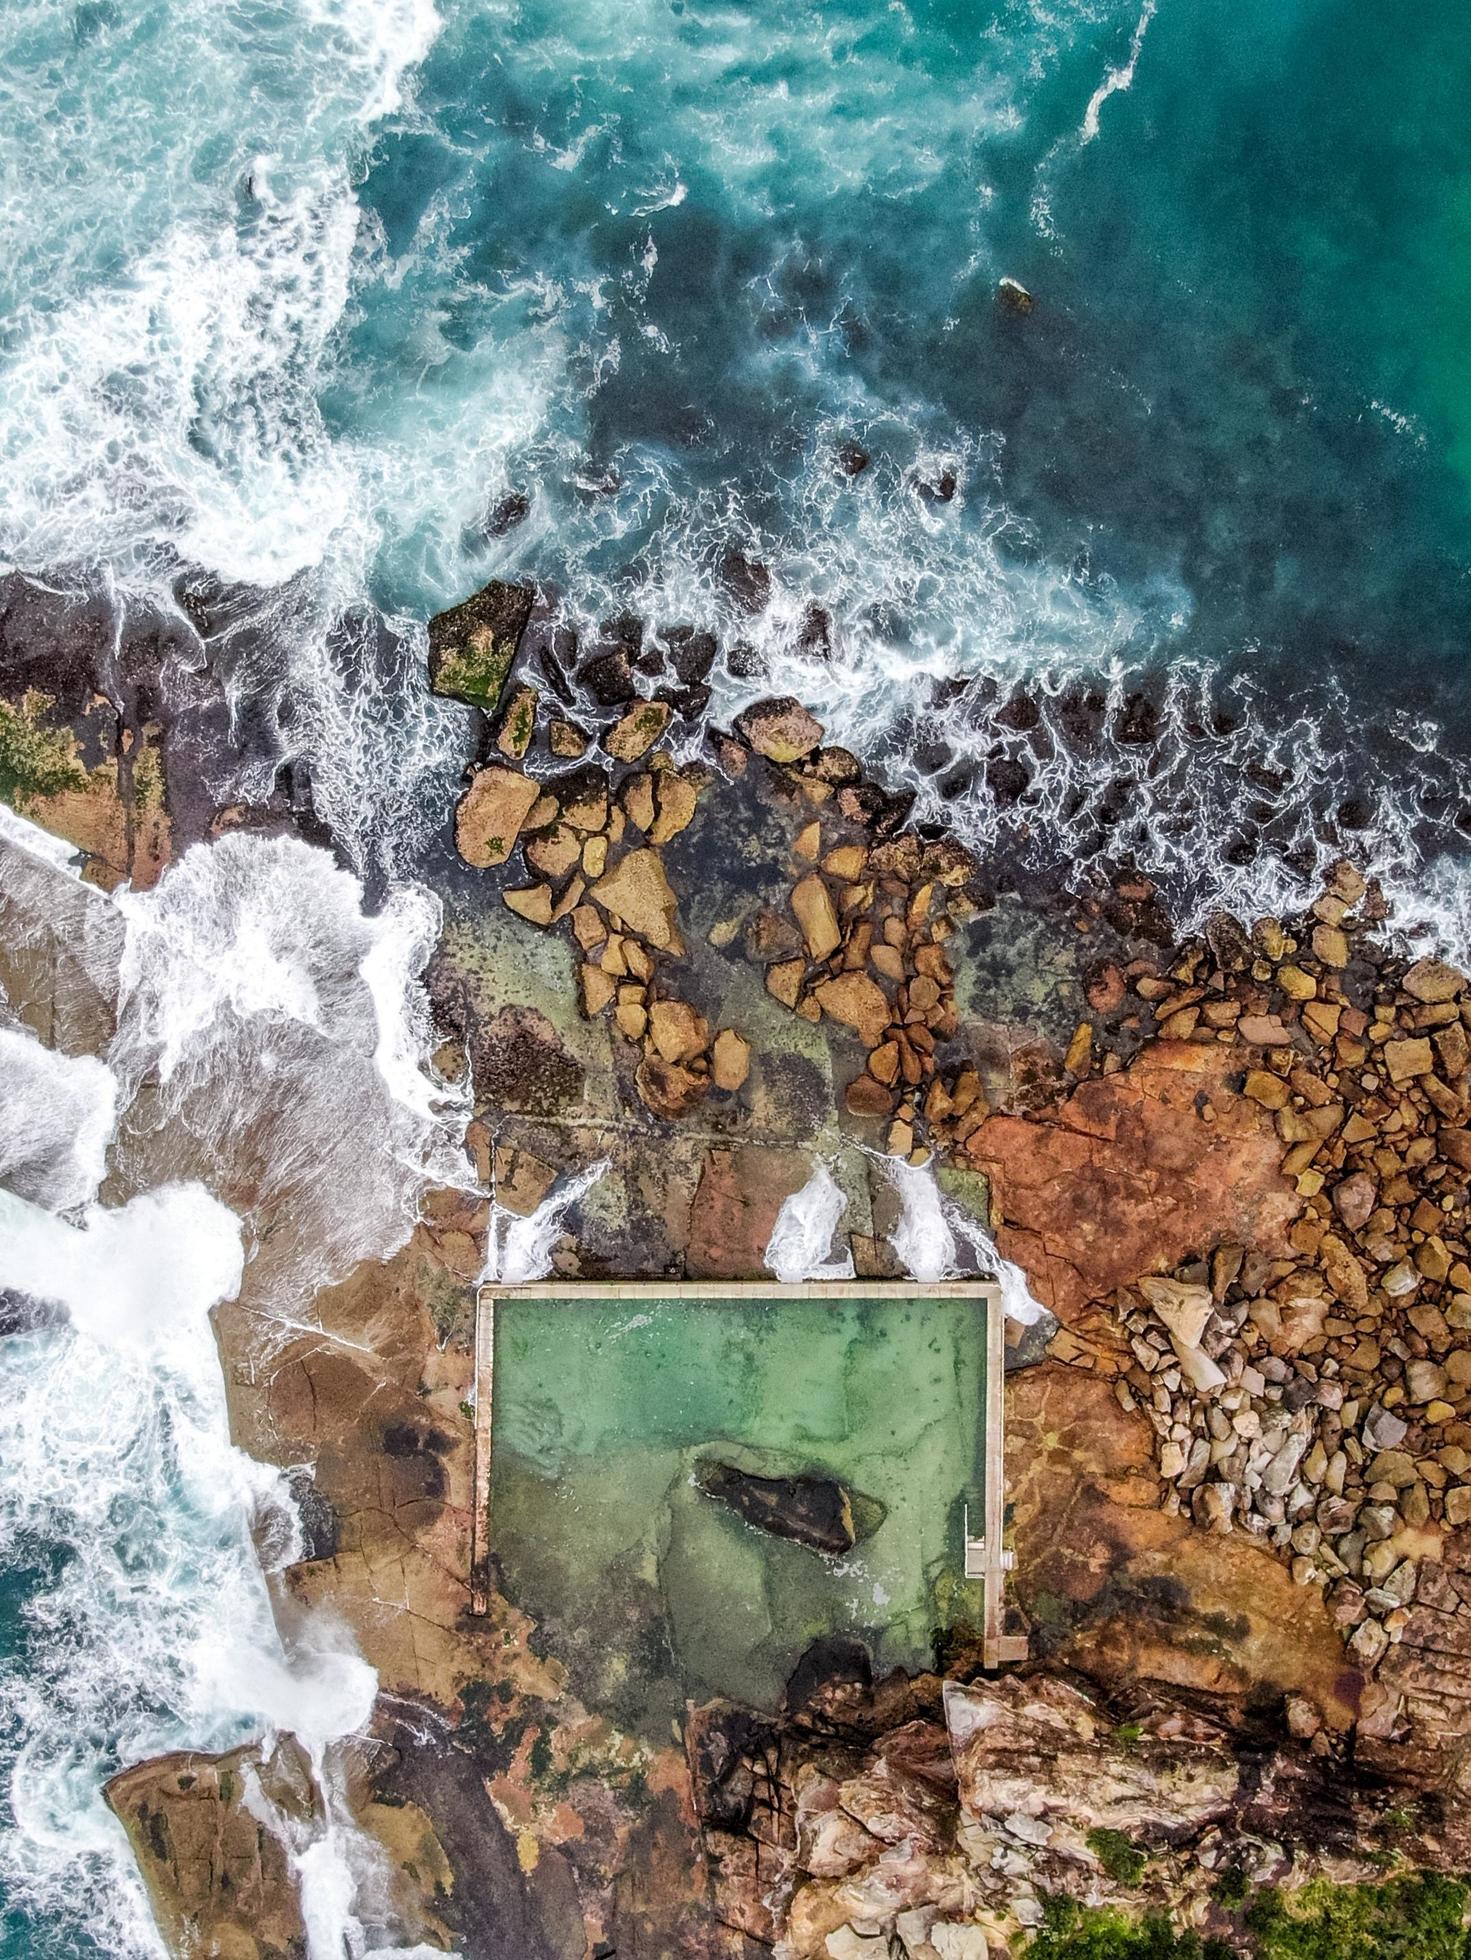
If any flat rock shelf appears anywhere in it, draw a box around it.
[471,1280,1014,1731]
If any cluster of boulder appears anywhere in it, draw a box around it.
[1054,863,1471,1673]
[443,607,765,1116]
[717,698,990,1165]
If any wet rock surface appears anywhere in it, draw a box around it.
[694,1458,885,1557]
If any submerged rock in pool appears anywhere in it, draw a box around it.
[694,1457,885,1557]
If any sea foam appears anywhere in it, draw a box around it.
[0,815,469,1958]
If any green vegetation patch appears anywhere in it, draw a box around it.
[0,693,87,809]
[1245,1874,1471,1960]
[1028,1875,1471,1960]
[1088,1828,1149,1887]
[1027,1897,1231,1960]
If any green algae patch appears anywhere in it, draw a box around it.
[490,1292,987,1734]
[1245,1873,1471,1959]
[427,578,535,713]
[0,692,88,811]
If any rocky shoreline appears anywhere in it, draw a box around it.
[7,571,1471,1954]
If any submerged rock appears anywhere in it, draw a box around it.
[695,1458,885,1556]
[427,577,535,714]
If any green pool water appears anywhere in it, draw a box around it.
[490,1293,987,1732]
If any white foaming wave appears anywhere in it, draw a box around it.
[0,822,473,1954]
[109,832,471,1310]
[0,1030,117,1214]
[764,1162,855,1286]
[0,1181,264,1957]
[483,1159,610,1285]
[0,0,464,873]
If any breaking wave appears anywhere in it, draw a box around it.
[0,816,470,1957]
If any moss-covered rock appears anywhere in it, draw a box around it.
[427,578,535,712]
[0,690,87,808]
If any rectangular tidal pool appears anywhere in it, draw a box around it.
[485,1287,990,1733]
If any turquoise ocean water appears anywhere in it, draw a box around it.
[3,1,1471,1953]
[1,0,1470,908]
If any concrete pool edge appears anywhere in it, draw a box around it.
[468,1278,1026,1670]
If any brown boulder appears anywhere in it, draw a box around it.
[813,972,891,1048]
[591,848,681,949]
[636,1053,707,1119]
[1404,958,1467,1004]
[734,697,823,764]
[792,872,841,960]
[605,698,672,762]
[711,1028,751,1091]
[454,765,541,868]
[648,997,709,1063]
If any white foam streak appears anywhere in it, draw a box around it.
[881,1158,956,1285]
[881,1157,1045,1323]
[764,1162,855,1285]
[484,1159,610,1285]
[1081,0,1158,143]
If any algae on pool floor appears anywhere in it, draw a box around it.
[489,1291,988,1733]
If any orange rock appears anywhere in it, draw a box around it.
[822,843,868,881]
[622,775,656,833]
[793,820,821,862]
[813,972,891,1047]
[766,959,805,1010]
[792,872,841,961]
[649,773,700,845]
[571,903,606,950]
[845,1074,894,1118]
[870,943,905,985]
[454,766,540,868]
[524,824,580,881]
[648,998,709,1064]
[868,1041,900,1088]
[580,963,616,1016]
[711,1029,751,1092]
[591,848,681,950]
[503,884,554,926]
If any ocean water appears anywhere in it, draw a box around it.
[2,1,1471,1952]
[0,0,1468,913]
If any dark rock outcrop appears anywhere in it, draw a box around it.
[695,1458,885,1556]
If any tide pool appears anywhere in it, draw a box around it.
[490,1292,988,1730]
